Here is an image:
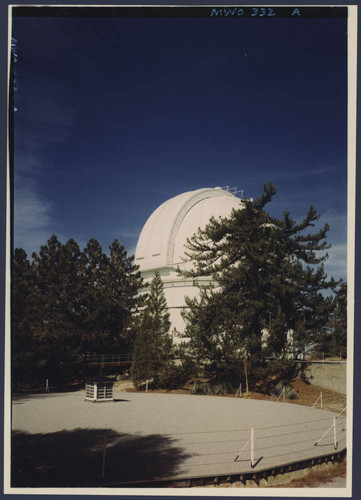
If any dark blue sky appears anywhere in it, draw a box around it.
[12,11,348,280]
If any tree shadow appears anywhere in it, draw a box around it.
[12,393,66,404]
[12,428,191,487]
[12,394,131,404]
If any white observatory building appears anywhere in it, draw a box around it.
[135,187,243,342]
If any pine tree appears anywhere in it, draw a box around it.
[12,238,85,388]
[12,248,38,389]
[12,235,144,389]
[104,239,144,351]
[333,282,347,358]
[30,235,83,385]
[311,282,347,359]
[78,238,144,353]
[131,272,173,388]
[180,183,338,386]
[77,238,108,352]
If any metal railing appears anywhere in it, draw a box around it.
[81,353,133,364]
[171,413,346,474]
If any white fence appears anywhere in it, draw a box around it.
[169,413,347,476]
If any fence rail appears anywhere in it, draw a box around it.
[167,413,347,474]
[79,353,133,364]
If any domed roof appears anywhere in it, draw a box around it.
[135,187,242,272]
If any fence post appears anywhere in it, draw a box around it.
[311,391,323,409]
[314,417,338,448]
[146,380,149,392]
[250,427,254,467]
[333,417,337,449]
[235,427,256,468]
[276,386,286,402]
[336,406,346,418]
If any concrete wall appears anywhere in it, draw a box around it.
[298,362,346,394]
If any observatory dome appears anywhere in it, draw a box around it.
[135,187,243,339]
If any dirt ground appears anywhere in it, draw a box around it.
[119,378,346,414]
[269,460,347,488]
[238,379,346,414]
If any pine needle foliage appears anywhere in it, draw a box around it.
[311,281,347,359]
[11,235,144,390]
[179,183,339,386]
[131,272,174,388]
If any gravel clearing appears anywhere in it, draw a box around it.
[12,391,346,487]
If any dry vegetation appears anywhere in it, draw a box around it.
[121,378,346,414]
[239,379,346,414]
[270,459,346,488]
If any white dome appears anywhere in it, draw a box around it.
[135,187,242,271]
[135,187,243,338]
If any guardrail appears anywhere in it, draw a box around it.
[292,360,347,364]
[170,413,346,474]
[80,354,133,364]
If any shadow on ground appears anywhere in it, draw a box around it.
[12,429,190,487]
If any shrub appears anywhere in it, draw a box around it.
[158,365,188,389]
[258,383,272,396]
[286,387,299,400]
[190,380,236,396]
[271,382,299,400]
[190,381,212,395]
[211,381,236,395]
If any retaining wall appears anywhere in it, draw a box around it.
[298,362,346,394]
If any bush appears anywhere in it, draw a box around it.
[211,381,236,395]
[190,381,212,395]
[258,383,272,395]
[286,387,299,400]
[271,382,299,400]
[190,380,236,396]
[158,364,188,389]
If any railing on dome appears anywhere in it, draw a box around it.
[220,186,244,198]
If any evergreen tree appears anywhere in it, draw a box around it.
[333,282,347,358]
[78,238,111,352]
[131,272,173,388]
[11,235,144,389]
[103,239,144,351]
[78,238,144,353]
[311,282,347,359]
[180,183,338,386]
[12,248,38,389]
[30,235,83,384]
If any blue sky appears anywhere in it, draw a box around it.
[12,10,348,282]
